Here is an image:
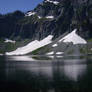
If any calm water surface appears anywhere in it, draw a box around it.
[0,55,92,92]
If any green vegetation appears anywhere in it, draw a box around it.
[87,39,92,42]
[31,47,45,55]
[80,48,87,54]
[38,17,47,22]
[67,49,74,54]
[31,45,50,55]
[0,39,31,54]
[80,46,92,54]
[19,15,38,25]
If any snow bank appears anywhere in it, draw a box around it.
[46,52,63,55]
[56,52,64,55]
[46,16,54,19]
[6,35,53,55]
[4,39,16,44]
[46,51,54,55]
[45,0,59,5]
[52,44,58,47]
[25,12,36,16]
[59,29,87,44]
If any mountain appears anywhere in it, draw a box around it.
[30,29,89,57]
[6,29,88,56]
[0,0,92,55]
[0,11,24,38]
[0,0,92,40]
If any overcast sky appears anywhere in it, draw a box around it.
[0,0,43,14]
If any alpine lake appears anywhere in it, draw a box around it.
[0,55,92,92]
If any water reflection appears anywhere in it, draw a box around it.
[6,55,64,61]
[5,56,88,82]
[6,55,37,61]
[64,64,87,81]
[0,56,92,92]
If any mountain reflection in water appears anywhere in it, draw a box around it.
[0,56,92,92]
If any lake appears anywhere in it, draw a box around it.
[0,55,92,92]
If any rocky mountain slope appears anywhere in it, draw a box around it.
[0,11,24,39]
[0,0,92,41]
[30,29,88,56]
[0,0,92,55]
[6,29,90,56]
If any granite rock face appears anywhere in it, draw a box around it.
[0,0,92,40]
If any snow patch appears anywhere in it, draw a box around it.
[52,44,58,47]
[59,29,87,44]
[4,39,16,44]
[6,35,53,55]
[56,52,64,55]
[46,16,54,19]
[25,12,36,16]
[46,51,54,55]
[45,0,59,5]
[38,16,42,19]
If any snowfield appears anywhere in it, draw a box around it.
[45,0,59,5]
[59,29,87,44]
[6,35,53,55]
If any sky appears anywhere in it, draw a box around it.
[0,0,43,14]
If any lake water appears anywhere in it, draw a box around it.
[0,55,92,92]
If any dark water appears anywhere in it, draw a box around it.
[0,56,92,92]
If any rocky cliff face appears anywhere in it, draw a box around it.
[0,11,24,38]
[0,0,92,40]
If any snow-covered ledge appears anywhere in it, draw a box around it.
[59,29,87,45]
[6,35,53,56]
[46,16,54,19]
[4,38,16,44]
[25,11,36,16]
